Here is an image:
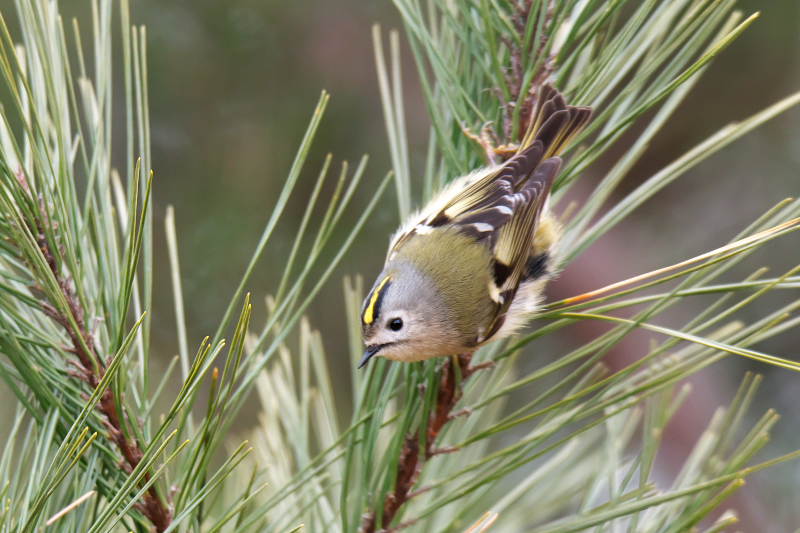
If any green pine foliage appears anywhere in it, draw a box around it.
[0,0,796,532]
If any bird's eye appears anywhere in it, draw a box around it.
[389,318,403,331]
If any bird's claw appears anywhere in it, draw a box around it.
[461,121,519,165]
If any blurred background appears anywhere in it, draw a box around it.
[3,0,800,530]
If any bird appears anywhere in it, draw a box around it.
[359,83,591,368]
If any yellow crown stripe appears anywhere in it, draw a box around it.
[363,276,391,324]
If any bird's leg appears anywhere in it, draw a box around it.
[467,361,495,373]
[479,122,499,165]
[406,486,431,499]
[377,518,419,533]
[447,407,472,420]
[461,121,522,164]
[461,121,498,165]
[427,444,460,457]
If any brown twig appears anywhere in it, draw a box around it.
[22,182,172,531]
[361,352,488,533]
[506,1,556,145]
[467,1,557,163]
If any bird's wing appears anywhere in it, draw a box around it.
[486,158,560,337]
[388,84,590,257]
[387,140,550,257]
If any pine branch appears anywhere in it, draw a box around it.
[21,182,172,532]
[502,1,555,145]
[462,0,555,164]
[362,353,490,532]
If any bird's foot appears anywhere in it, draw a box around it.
[447,407,472,421]
[467,361,495,373]
[461,122,519,165]
[427,445,460,457]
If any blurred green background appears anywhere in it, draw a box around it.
[4,0,800,530]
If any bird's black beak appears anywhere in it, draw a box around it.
[359,344,382,369]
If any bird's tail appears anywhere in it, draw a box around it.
[519,84,592,160]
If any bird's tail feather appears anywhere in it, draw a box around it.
[519,84,592,159]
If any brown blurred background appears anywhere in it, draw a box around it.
[4,0,800,530]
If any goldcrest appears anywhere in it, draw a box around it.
[359,84,591,368]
